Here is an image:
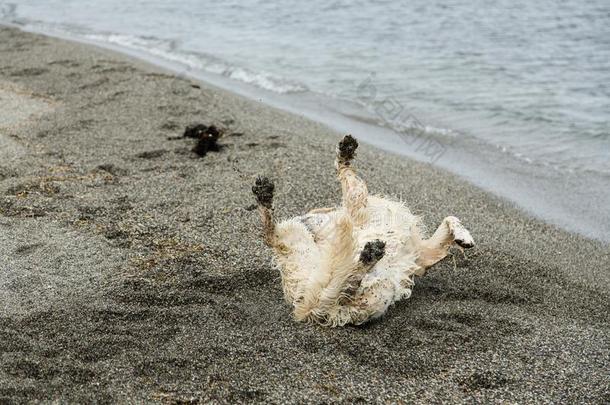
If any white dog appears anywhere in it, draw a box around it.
[253,135,474,326]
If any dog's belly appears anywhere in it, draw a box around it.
[298,213,331,237]
[297,200,420,251]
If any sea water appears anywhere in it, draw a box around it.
[1,0,608,241]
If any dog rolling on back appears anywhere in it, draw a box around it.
[252,135,474,326]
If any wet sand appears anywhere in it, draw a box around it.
[0,26,608,403]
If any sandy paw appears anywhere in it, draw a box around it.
[252,176,275,209]
[360,239,386,264]
[447,216,475,248]
[337,134,358,164]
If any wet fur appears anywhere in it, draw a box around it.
[253,135,474,326]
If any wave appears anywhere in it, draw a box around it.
[84,32,310,95]
[0,6,309,96]
[2,2,608,178]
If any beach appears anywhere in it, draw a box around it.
[0,26,608,403]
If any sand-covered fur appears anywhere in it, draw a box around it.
[254,135,474,326]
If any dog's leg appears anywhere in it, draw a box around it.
[293,213,356,323]
[252,176,280,248]
[327,240,390,326]
[341,239,386,296]
[415,216,474,271]
[336,135,368,225]
[305,237,387,327]
[293,209,385,324]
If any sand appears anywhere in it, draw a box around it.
[0,26,608,403]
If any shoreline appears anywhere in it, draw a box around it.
[4,21,610,243]
[1,26,608,403]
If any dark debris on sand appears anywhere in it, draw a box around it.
[183,123,223,157]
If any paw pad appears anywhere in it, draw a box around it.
[338,135,358,162]
[252,176,274,208]
[455,238,474,249]
[360,239,386,264]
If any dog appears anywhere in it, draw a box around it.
[252,135,474,326]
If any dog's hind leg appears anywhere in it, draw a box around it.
[293,209,386,325]
[335,135,369,225]
[415,216,474,271]
[328,239,391,326]
[340,239,386,297]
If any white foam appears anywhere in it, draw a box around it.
[82,32,308,94]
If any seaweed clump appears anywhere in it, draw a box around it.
[183,124,223,157]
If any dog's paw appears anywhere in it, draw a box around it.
[337,134,358,163]
[447,217,475,248]
[252,176,274,209]
[360,239,386,264]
